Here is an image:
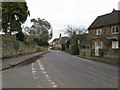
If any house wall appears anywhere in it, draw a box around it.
[89,25,119,49]
[89,24,119,58]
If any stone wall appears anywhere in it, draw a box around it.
[1,34,37,58]
[79,48,119,59]
[99,49,119,59]
[79,49,93,56]
[2,40,37,58]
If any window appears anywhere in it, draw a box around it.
[96,29,102,35]
[95,41,103,49]
[112,41,118,49]
[111,26,119,34]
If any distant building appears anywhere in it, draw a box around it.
[52,34,70,50]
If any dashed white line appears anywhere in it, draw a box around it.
[31,63,42,88]
[43,71,47,74]
[52,85,58,88]
[37,60,58,88]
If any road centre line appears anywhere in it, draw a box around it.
[37,60,58,88]
[31,63,42,88]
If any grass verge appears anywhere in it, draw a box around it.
[77,55,119,66]
[63,50,119,66]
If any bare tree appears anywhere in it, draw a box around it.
[62,25,87,38]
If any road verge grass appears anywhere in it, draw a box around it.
[63,50,119,66]
[77,55,119,66]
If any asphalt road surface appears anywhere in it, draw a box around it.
[2,50,118,88]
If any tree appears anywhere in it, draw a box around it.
[65,39,71,49]
[70,43,79,55]
[62,25,88,45]
[62,25,87,38]
[16,31,25,41]
[2,2,30,34]
[26,18,53,46]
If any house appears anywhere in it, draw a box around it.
[88,9,120,57]
[52,34,70,50]
[52,38,61,50]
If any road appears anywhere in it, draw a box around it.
[2,50,118,88]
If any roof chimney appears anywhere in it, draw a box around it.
[112,9,117,13]
[113,9,116,11]
[59,33,61,38]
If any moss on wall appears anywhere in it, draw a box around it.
[1,34,37,58]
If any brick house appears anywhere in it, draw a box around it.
[88,9,120,57]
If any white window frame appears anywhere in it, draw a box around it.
[96,29,102,35]
[95,41,103,49]
[112,41,119,49]
[111,26,119,34]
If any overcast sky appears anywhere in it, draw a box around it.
[24,0,119,41]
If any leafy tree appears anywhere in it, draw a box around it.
[2,2,30,34]
[33,37,49,47]
[16,31,25,41]
[65,39,71,49]
[26,18,53,46]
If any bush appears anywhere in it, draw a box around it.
[56,47,60,50]
[33,38,41,46]
[61,44,65,51]
[33,37,49,46]
[16,31,25,41]
[70,43,79,55]
[37,46,47,52]
[51,47,55,50]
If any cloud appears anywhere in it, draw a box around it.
[25,0,119,41]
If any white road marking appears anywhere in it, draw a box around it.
[50,82,55,85]
[43,71,47,74]
[41,67,45,70]
[31,63,42,88]
[52,85,58,88]
[37,60,58,88]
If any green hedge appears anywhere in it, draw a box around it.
[70,43,79,55]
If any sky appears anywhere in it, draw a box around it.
[24,0,119,41]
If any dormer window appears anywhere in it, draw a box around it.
[96,29,102,35]
[111,26,119,34]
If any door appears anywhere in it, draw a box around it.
[95,42,102,56]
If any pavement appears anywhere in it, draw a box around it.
[2,50,119,88]
[1,51,46,70]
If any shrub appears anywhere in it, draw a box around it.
[16,31,25,41]
[33,37,49,46]
[37,46,47,52]
[33,38,41,46]
[70,43,79,55]
[56,47,61,50]
[61,44,65,51]
[51,47,55,50]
